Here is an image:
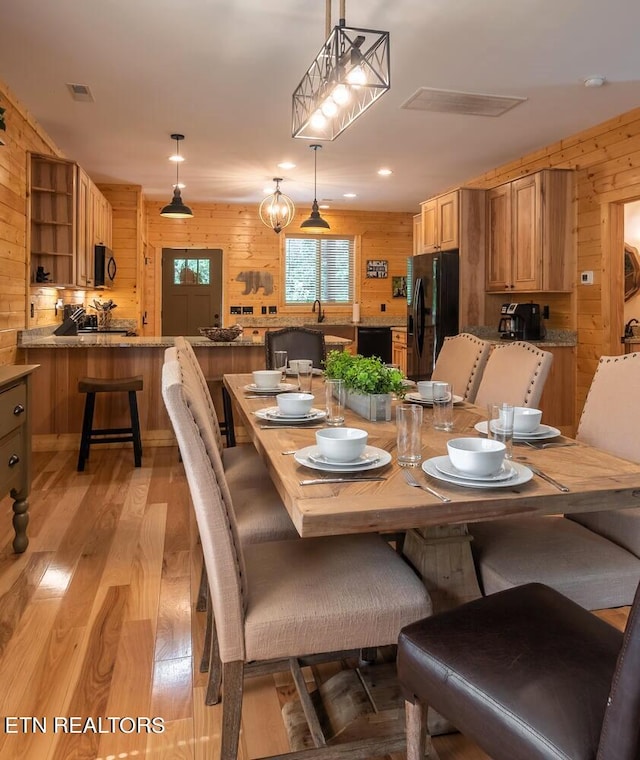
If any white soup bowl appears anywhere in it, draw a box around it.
[276,392,314,417]
[252,369,282,389]
[316,427,368,463]
[447,437,506,477]
[513,407,542,434]
[289,359,313,373]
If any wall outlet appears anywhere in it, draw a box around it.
[581,271,594,285]
[380,303,386,312]
[230,306,242,315]
[261,305,267,315]
[268,305,277,314]
[30,300,35,319]
[242,306,254,314]
[543,305,550,320]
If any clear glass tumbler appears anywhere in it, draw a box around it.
[273,350,288,382]
[432,382,454,432]
[396,403,423,466]
[325,378,345,426]
[487,402,514,459]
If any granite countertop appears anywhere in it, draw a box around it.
[236,315,405,328]
[18,328,352,349]
[462,326,577,348]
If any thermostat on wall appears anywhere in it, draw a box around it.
[581,271,594,285]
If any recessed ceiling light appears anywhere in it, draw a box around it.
[343,193,357,198]
[378,168,393,176]
[584,75,606,88]
[319,204,330,209]
[262,186,273,194]
[169,154,184,162]
[278,161,296,170]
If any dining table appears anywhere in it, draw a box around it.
[223,373,640,612]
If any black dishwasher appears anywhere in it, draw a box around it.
[356,327,392,363]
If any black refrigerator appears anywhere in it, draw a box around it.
[407,251,459,380]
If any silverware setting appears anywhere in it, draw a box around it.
[281,450,298,455]
[299,477,387,485]
[516,441,577,450]
[402,468,452,503]
[515,457,570,492]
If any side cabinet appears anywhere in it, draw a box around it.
[76,167,113,287]
[391,329,407,375]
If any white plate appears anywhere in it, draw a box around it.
[244,382,298,394]
[474,421,562,441]
[255,407,326,423]
[307,448,381,467]
[435,457,517,482]
[423,456,533,489]
[295,445,391,473]
[405,392,464,406]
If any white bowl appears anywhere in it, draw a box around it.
[289,359,313,373]
[447,437,506,477]
[416,381,435,401]
[513,407,542,434]
[252,370,282,389]
[276,392,314,417]
[316,427,368,463]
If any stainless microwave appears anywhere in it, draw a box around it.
[94,244,116,287]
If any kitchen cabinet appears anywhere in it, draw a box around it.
[391,328,407,375]
[420,190,459,252]
[28,155,76,286]
[486,169,574,293]
[76,167,112,288]
[413,213,422,255]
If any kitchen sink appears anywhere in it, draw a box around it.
[302,323,357,339]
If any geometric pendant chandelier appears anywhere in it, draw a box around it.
[292,1,390,141]
[259,177,295,233]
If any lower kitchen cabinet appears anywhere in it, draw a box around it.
[392,328,407,375]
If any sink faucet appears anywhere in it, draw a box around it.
[312,299,325,323]
[625,318,639,338]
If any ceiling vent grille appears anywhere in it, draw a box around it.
[401,87,527,117]
[66,83,95,102]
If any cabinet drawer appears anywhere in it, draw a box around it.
[0,429,24,494]
[392,329,407,346]
[0,383,27,440]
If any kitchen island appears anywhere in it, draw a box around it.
[18,331,351,448]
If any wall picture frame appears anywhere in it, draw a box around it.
[392,275,407,298]
[366,259,388,278]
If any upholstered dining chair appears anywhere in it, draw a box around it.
[265,326,326,369]
[398,580,640,760]
[473,340,553,408]
[471,352,640,610]
[162,357,432,759]
[431,333,491,402]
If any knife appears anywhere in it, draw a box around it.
[525,464,570,492]
[299,477,387,485]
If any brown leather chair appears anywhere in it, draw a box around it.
[264,326,326,369]
[398,581,640,760]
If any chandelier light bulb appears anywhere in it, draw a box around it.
[310,110,327,130]
[321,97,339,118]
[347,65,366,87]
[332,84,350,105]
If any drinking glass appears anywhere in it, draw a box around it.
[273,351,288,382]
[487,402,514,459]
[396,403,423,466]
[325,378,345,426]
[296,359,313,393]
[432,382,454,432]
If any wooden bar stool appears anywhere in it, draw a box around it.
[77,376,143,471]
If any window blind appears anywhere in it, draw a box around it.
[284,236,354,304]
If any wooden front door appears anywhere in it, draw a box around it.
[161,248,223,335]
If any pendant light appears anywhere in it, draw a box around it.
[301,144,330,231]
[160,133,193,219]
[259,177,295,233]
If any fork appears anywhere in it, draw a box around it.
[402,468,451,503]
[518,440,576,450]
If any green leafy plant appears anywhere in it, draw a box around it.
[324,350,406,397]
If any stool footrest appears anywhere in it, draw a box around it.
[90,427,135,436]
[88,435,136,444]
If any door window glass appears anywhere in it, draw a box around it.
[173,258,211,285]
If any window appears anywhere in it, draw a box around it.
[284,235,355,304]
[173,257,210,285]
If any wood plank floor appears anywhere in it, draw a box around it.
[0,446,628,760]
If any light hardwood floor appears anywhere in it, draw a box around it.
[0,446,628,760]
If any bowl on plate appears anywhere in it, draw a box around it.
[447,437,506,477]
[416,381,435,401]
[289,359,313,373]
[276,392,314,417]
[252,369,282,389]
[513,407,542,434]
[316,427,368,463]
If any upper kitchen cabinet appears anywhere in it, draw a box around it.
[28,155,77,287]
[76,167,112,288]
[413,213,422,255]
[420,190,459,252]
[486,169,574,293]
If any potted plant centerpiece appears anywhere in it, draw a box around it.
[324,350,406,421]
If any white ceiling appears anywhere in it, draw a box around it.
[2,0,640,213]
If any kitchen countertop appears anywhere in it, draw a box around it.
[462,326,577,348]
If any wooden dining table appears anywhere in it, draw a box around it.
[224,373,640,611]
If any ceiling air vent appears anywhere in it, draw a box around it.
[66,83,95,102]
[401,87,527,117]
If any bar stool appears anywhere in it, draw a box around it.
[77,376,143,471]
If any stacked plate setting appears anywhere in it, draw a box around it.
[473,420,562,441]
[422,456,533,488]
[244,382,298,394]
[254,406,326,423]
[294,445,391,473]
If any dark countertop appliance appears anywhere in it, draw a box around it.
[498,302,545,341]
[95,244,117,287]
[407,251,459,380]
[356,326,392,364]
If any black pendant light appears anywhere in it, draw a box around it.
[301,144,330,231]
[160,133,193,219]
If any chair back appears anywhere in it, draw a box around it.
[431,333,491,402]
[597,580,640,760]
[567,352,640,557]
[474,341,553,409]
[162,357,247,664]
[173,336,224,454]
[265,327,326,369]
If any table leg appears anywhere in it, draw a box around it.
[11,492,29,554]
[403,524,482,613]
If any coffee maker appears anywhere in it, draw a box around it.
[498,303,544,341]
